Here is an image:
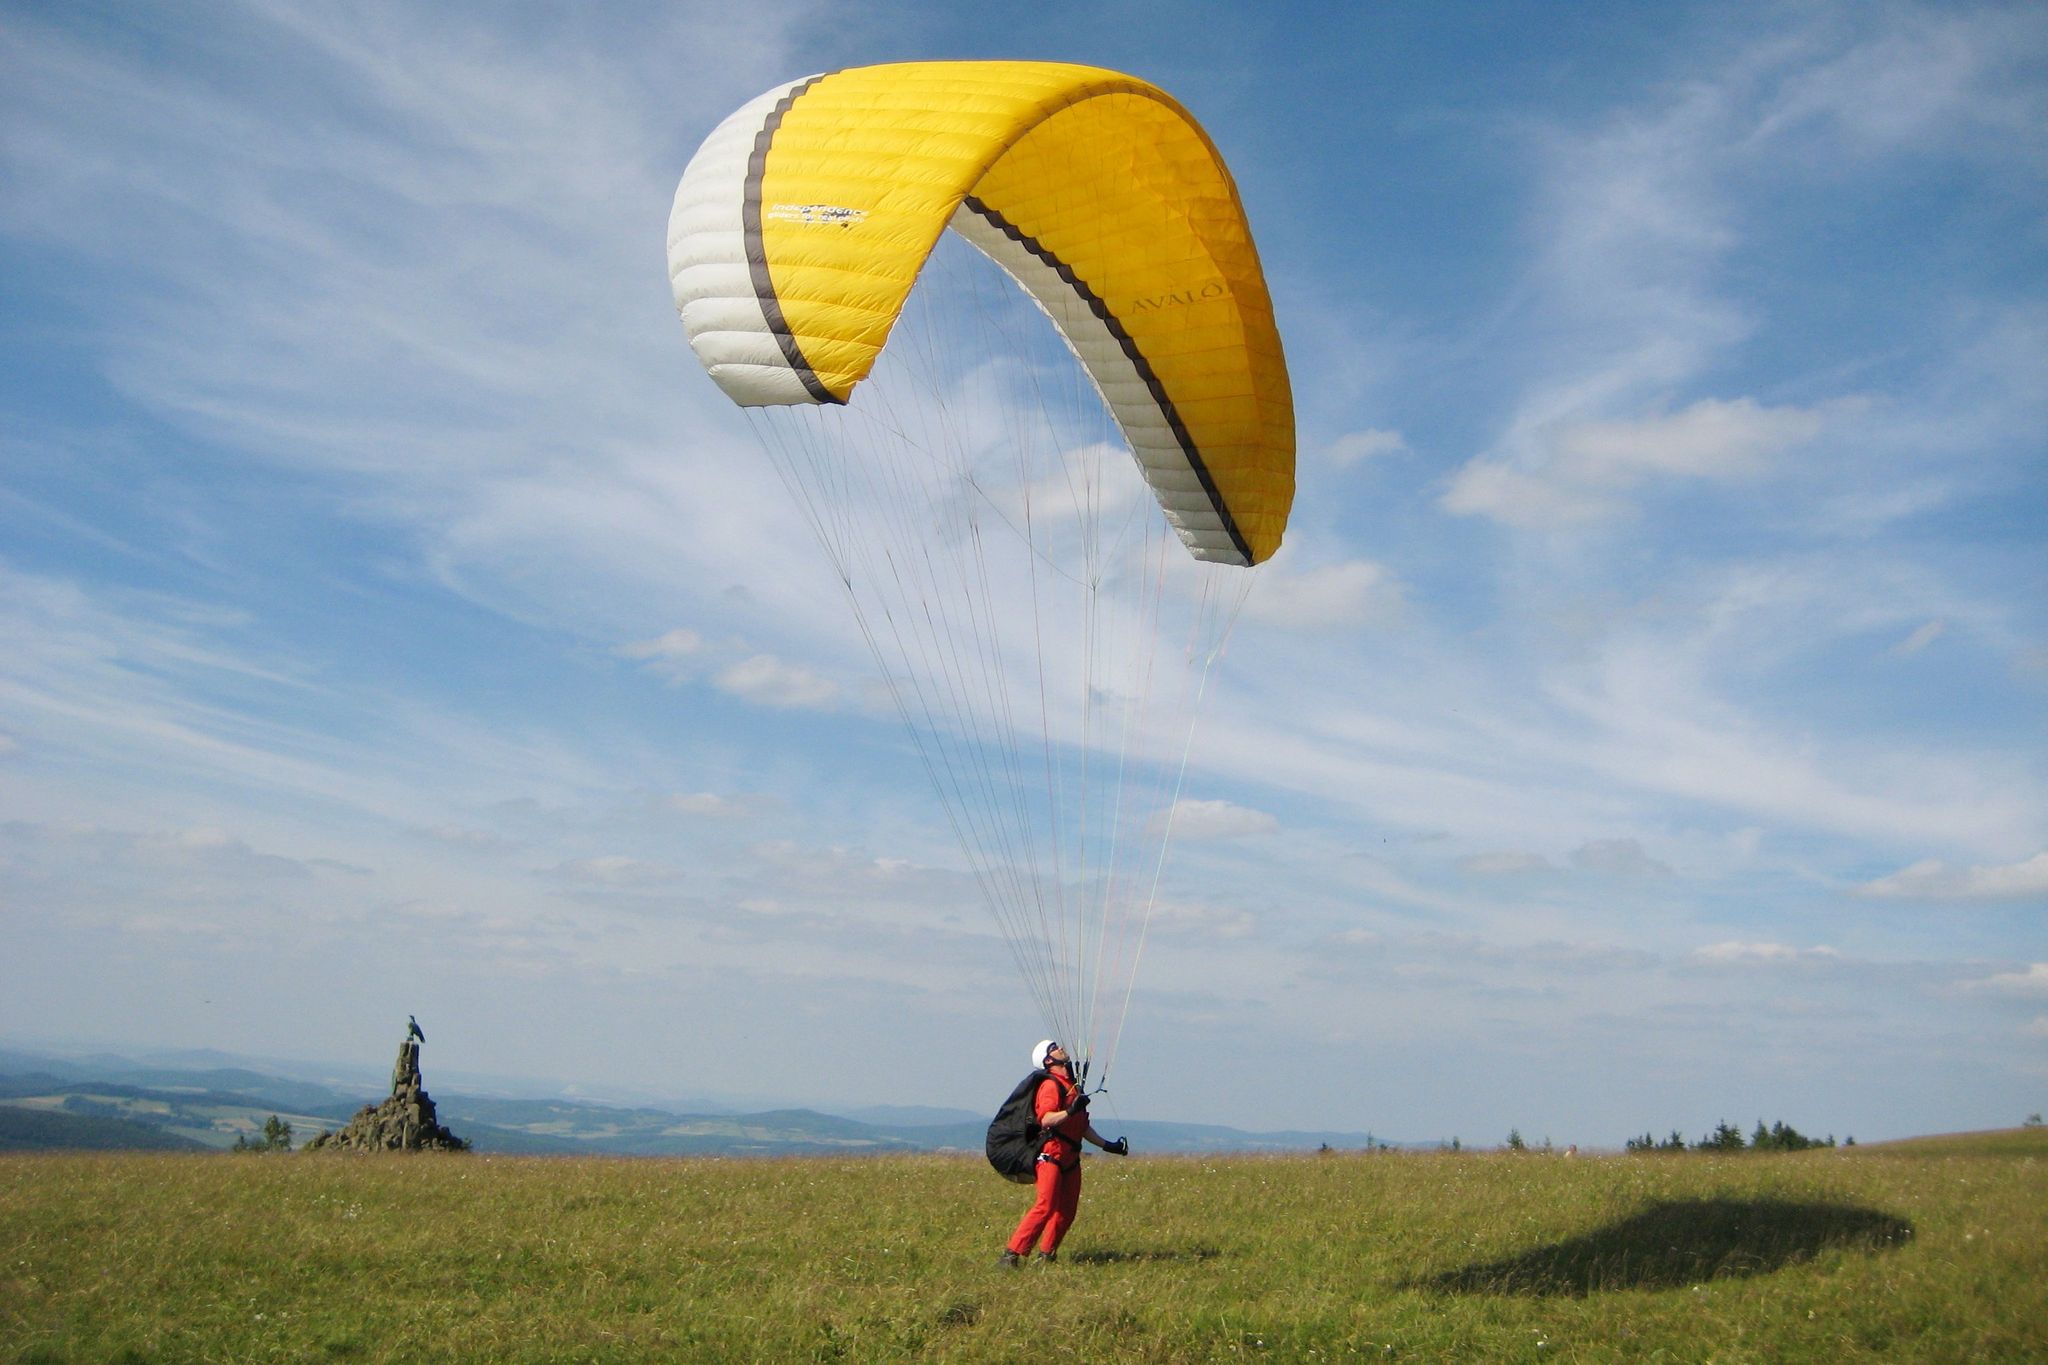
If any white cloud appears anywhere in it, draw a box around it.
[1855,853,2048,901]
[1436,16,1980,542]
[1692,941,1841,964]
[1809,480,1957,538]
[1241,559,1403,629]
[1537,594,2046,857]
[423,824,503,850]
[1750,7,2043,156]
[1160,798,1279,841]
[1962,963,2048,997]
[1444,398,1827,528]
[1553,398,1824,484]
[713,654,838,711]
[550,855,683,888]
[666,791,745,818]
[1891,619,1947,656]
[1439,459,1615,528]
[1459,851,1556,877]
[989,441,1151,529]
[1323,429,1406,468]
[620,629,702,662]
[1145,895,1256,939]
[1569,838,1672,878]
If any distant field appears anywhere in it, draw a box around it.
[1849,1126,2048,1159]
[3,1130,2043,1361]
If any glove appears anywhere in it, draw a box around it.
[1070,1090,1090,1110]
[1104,1137,1129,1156]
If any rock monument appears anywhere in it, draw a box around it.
[304,1016,467,1152]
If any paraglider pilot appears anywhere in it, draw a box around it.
[1000,1040,1128,1267]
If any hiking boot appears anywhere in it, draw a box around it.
[1033,1251,1058,1265]
[997,1250,1022,1270]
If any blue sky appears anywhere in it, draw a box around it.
[2,0,2043,1145]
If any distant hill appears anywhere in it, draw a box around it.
[0,1106,209,1152]
[431,1098,950,1156]
[0,1072,79,1100]
[0,1045,747,1115]
[0,1085,345,1151]
[91,1067,353,1115]
[832,1104,986,1127]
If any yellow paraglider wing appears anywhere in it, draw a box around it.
[667,60,1294,566]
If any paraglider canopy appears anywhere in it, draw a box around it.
[668,60,1294,566]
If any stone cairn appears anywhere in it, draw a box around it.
[305,1021,467,1152]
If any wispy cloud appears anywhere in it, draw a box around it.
[422,824,506,850]
[1146,895,1257,940]
[1569,838,1672,879]
[1961,963,2048,996]
[1439,4,2042,547]
[714,654,839,711]
[550,855,686,888]
[1241,559,1404,629]
[1748,4,2048,156]
[1322,429,1407,468]
[1691,941,1842,965]
[665,791,750,819]
[1891,620,1948,657]
[1444,398,1829,528]
[1161,798,1279,841]
[1458,851,1556,878]
[619,629,704,674]
[1856,854,2048,902]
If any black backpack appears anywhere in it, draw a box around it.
[984,1069,1049,1182]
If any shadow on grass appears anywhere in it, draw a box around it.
[1409,1197,1912,1298]
[1068,1246,1222,1265]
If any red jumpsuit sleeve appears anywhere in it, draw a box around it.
[1033,1077,1061,1123]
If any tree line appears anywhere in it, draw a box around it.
[1623,1119,1848,1153]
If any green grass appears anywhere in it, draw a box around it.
[2,1131,2043,1361]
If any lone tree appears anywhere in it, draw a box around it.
[234,1115,293,1152]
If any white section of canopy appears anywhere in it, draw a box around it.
[667,74,824,407]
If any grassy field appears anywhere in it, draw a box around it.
[2,1130,2042,1362]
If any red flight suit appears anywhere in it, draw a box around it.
[1005,1069,1086,1257]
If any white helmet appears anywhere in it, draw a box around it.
[1031,1039,1060,1069]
